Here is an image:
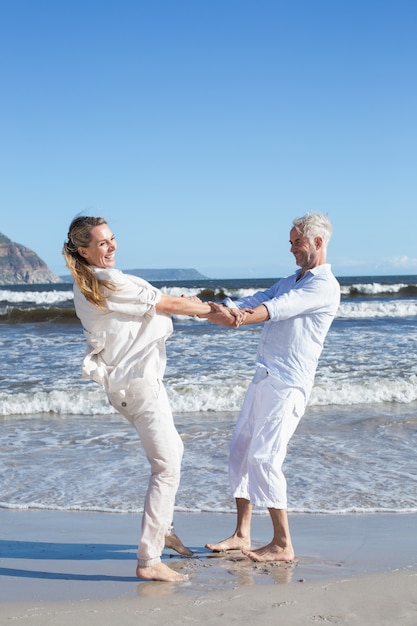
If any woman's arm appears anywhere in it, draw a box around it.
[155,294,212,317]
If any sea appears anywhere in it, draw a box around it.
[1,274,416,517]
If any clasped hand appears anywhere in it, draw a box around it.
[207,302,252,327]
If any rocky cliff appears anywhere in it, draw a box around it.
[0,233,63,284]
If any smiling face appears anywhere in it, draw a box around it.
[78,223,117,268]
[289,226,323,276]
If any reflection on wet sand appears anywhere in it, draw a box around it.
[135,551,296,598]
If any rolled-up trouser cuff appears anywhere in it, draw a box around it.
[137,557,161,568]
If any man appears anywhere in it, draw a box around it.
[206,213,340,562]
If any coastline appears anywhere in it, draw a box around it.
[1,509,416,624]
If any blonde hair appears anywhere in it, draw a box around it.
[63,216,117,310]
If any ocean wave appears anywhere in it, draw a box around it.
[0,388,114,416]
[340,282,417,297]
[2,274,417,299]
[311,376,417,405]
[1,298,417,324]
[1,376,417,416]
[337,300,417,318]
[0,289,73,305]
[161,283,417,302]
[0,306,79,323]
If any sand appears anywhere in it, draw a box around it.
[1,509,416,624]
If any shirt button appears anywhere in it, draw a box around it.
[121,402,127,407]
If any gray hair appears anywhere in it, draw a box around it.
[292,213,333,248]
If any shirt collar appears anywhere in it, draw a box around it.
[295,263,331,280]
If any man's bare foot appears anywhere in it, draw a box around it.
[164,532,193,556]
[241,542,295,563]
[136,561,189,582]
[205,534,250,552]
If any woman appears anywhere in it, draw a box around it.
[63,216,216,582]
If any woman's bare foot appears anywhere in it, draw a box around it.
[164,532,193,556]
[136,562,189,582]
[241,542,295,563]
[205,534,251,552]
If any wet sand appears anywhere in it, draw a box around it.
[1,509,416,624]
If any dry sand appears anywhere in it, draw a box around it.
[1,509,416,624]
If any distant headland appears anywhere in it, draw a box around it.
[122,268,208,281]
[60,268,208,283]
[0,231,208,285]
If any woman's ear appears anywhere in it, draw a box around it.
[78,247,88,258]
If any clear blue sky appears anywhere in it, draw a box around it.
[1,0,416,279]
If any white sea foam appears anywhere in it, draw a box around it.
[338,300,417,318]
[340,282,413,295]
[168,288,417,319]
[1,375,417,417]
[0,388,114,416]
[310,376,417,405]
[0,289,73,305]
[3,286,417,319]
[1,404,416,514]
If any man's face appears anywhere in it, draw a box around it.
[289,226,319,272]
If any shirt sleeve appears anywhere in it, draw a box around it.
[225,268,339,321]
[264,276,340,321]
[95,268,161,317]
[223,286,276,310]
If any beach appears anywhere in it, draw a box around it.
[1,509,416,624]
